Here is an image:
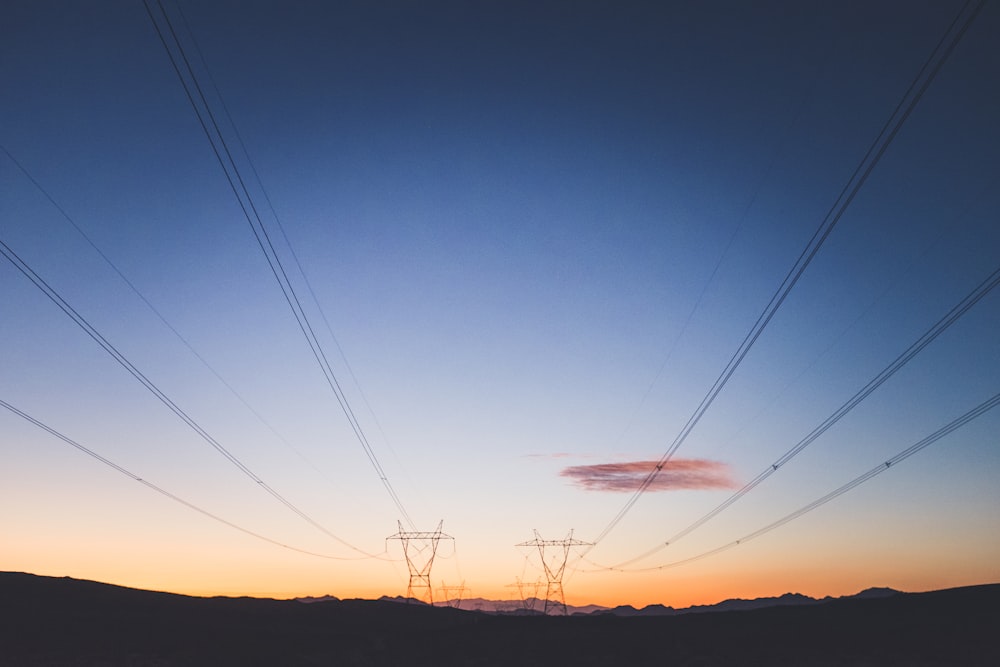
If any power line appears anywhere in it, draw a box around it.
[582,388,1000,573]
[0,142,341,491]
[603,258,1000,569]
[0,233,381,559]
[169,1,418,500]
[610,27,838,450]
[694,198,970,473]
[589,0,985,547]
[143,0,415,529]
[0,397,377,561]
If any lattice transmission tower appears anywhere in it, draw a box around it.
[505,577,544,612]
[437,581,468,609]
[516,529,592,615]
[387,520,453,604]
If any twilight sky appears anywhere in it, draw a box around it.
[2,0,998,608]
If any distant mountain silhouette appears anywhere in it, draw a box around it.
[425,595,609,615]
[376,594,431,605]
[294,593,340,604]
[2,571,997,666]
[603,587,901,617]
[409,587,901,617]
[850,585,900,599]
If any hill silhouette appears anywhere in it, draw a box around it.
[424,587,899,616]
[1,572,997,666]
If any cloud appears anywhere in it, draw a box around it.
[560,459,736,492]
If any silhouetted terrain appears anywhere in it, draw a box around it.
[382,587,896,616]
[2,572,997,666]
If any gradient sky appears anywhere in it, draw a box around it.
[2,0,999,609]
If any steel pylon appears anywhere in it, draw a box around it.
[387,520,453,604]
[516,529,592,615]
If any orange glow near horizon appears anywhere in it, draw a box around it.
[7,543,997,610]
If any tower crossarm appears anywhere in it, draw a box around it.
[514,529,593,615]
[386,520,454,605]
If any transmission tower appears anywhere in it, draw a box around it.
[387,520,453,604]
[437,581,468,609]
[505,577,544,612]
[516,529,592,615]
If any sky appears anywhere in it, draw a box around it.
[1,0,999,609]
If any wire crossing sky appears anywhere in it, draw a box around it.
[0,397,376,562]
[0,224,379,559]
[0,142,338,489]
[582,388,1000,573]
[597,259,1000,570]
[2,1,998,607]
[142,0,417,531]
[588,0,987,548]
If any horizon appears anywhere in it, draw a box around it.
[2,0,999,610]
[8,569,987,612]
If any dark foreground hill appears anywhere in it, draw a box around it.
[1,572,997,666]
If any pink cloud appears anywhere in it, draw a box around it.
[560,459,736,492]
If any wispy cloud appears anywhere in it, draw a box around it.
[560,459,736,492]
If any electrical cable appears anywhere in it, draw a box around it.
[0,233,384,559]
[588,0,985,547]
[610,26,841,450]
[143,0,415,530]
[169,0,419,502]
[689,180,992,466]
[580,388,1000,573]
[0,142,341,490]
[0,397,379,561]
[603,258,1000,569]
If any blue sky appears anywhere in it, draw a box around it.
[2,0,998,605]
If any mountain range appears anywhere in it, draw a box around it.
[302,586,900,616]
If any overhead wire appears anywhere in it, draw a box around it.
[0,398,380,561]
[0,233,383,560]
[588,0,986,548]
[580,388,1000,573]
[170,1,418,500]
[142,0,416,530]
[0,142,341,491]
[678,177,996,468]
[609,25,840,450]
[435,538,465,590]
[601,257,1000,569]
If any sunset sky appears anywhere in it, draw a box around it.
[2,0,998,609]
